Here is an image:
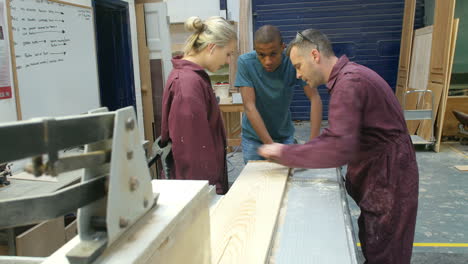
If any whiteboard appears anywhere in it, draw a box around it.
[9,0,100,119]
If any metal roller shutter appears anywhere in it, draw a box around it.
[252,0,424,120]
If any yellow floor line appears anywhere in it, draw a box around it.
[447,144,468,160]
[357,243,468,247]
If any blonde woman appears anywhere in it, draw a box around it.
[160,16,237,194]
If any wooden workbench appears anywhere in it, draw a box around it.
[41,180,211,264]
[219,97,243,152]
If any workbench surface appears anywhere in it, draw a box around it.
[0,170,82,200]
[270,168,358,264]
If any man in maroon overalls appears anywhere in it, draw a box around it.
[259,29,419,264]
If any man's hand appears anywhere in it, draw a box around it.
[258,143,285,162]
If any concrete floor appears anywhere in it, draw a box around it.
[226,121,468,264]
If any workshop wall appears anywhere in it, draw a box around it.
[165,0,222,23]
[0,0,144,140]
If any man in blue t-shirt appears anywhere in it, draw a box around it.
[235,25,323,163]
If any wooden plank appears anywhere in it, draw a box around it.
[239,0,252,54]
[219,103,244,113]
[434,18,459,152]
[144,185,210,264]
[228,21,239,93]
[416,0,457,144]
[229,48,239,93]
[395,0,416,104]
[211,162,290,264]
[0,244,8,255]
[441,96,468,137]
[227,138,241,147]
[64,220,77,242]
[219,102,243,151]
[135,4,155,154]
[42,180,211,264]
[428,0,456,85]
[16,217,65,257]
[222,112,241,148]
[454,165,468,171]
[9,172,58,182]
[406,26,433,133]
[210,195,225,215]
[5,0,22,119]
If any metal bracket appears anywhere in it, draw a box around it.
[148,136,172,179]
[0,107,157,263]
[66,107,156,264]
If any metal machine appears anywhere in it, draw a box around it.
[0,163,11,186]
[402,89,435,149]
[453,110,468,144]
[0,107,156,264]
[147,136,172,179]
[0,107,359,264]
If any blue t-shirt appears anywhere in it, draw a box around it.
[235,51,306,142]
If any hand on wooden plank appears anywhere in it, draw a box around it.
[257,143,285,162]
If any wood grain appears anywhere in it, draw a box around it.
[211,162,290,264]
[16,217,65,257]
[135,4,155,154]
[428,0,456,85]
[455,165,468,171]
[416,0,457,148]
[0,244,8,255]
[408,26,433,90]
[64,220,77,242]
[405,26,433,134]
[434,18,459,152]
[454,165,468,171]
[42,180,211,264]
[395,0,416,104]
[239,0,252,54]
[5,0,22,119]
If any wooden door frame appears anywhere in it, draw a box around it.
[135,3,155,157]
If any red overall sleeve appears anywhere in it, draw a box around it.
[278,76,365,168]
